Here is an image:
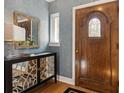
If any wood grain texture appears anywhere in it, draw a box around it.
[28,81,98,93]
[75,1,118,93]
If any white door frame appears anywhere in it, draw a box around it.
[72,0,116,85]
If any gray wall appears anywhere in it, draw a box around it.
[4,0,49,56]
[48,0,98,78]
[4,0,99,79]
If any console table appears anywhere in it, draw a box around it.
[4,52,57,93]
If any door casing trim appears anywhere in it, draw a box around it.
[72,0,117,85]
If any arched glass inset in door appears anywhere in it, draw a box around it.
[88,17,101,37]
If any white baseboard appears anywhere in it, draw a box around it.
[57,75,75,85]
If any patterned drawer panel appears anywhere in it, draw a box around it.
[12,59,37,93]
[40,56,54,81]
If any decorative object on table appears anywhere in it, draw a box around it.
[15,40,35,48]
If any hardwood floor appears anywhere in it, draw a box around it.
[28,80,98,93]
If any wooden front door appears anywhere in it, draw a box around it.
[75,1,118,93]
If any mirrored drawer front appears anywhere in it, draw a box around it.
[40,56,54,81]
[12,59,37,93]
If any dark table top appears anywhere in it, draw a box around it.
[4,52,56,63]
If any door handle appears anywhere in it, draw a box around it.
[75,48,79,53]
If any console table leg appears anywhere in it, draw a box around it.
[55,75,57,83]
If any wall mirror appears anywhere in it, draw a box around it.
[13,11,39,49]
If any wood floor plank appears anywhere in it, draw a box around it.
[28,81,98,93]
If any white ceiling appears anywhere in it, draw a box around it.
[46,0,55,2]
